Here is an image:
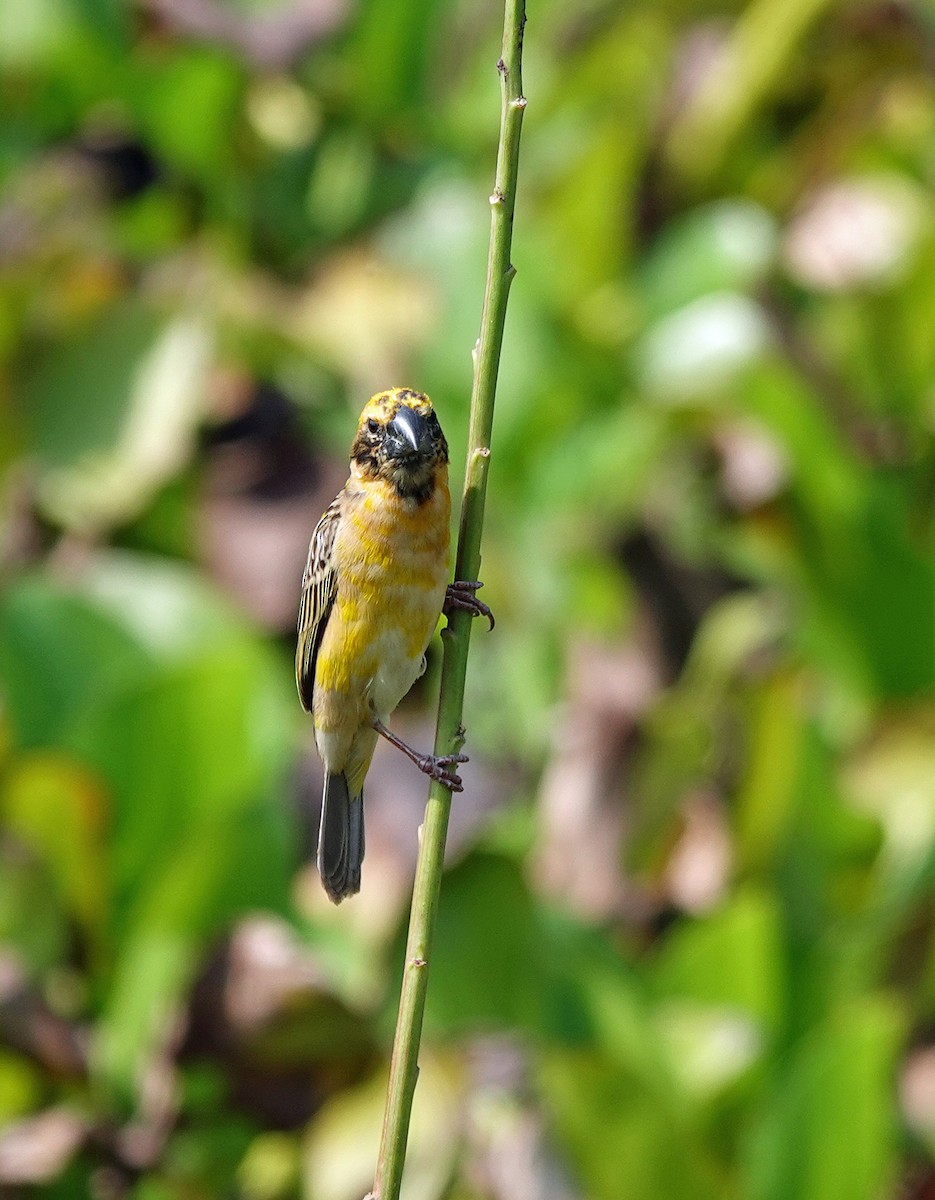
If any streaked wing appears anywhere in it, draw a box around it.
[295,492,342,712]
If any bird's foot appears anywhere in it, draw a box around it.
[413,750,469,792]
[444,579,495,630]
[373,719,469,792]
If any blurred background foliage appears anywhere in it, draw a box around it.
[2,0,935,1196]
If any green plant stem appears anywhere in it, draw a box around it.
[370,4,526,1197]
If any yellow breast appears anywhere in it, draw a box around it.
[315,473,451,720]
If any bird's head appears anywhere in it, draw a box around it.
[350,388,449,502]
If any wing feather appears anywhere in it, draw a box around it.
[295,493,342,712]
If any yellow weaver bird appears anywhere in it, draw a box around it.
[296,388,492,903]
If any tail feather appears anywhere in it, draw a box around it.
[318,771,365,903]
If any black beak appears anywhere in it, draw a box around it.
[387,406,429,459]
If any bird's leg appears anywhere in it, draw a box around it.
[372,718,468,792]
[444,579,495,630]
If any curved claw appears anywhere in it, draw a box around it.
[444,580,495,630]
[415,750,469,793]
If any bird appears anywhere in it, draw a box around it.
[296,387,493,903]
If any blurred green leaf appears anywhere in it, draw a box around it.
[345,0,446,126]
[797,475,935,699]
[0,556,295,1106]
[0,1053,42,1121]
[420,853,543,1035]
[238,1131,300,1200]
[21,305,161,470]
[0,839,70,972]
[1,754,108,948]
[0,576,149,749]
[133,49,244,183]
[652,890,784,1034]
[0,0,73,67]
[638,200,778,321]
[734,670,806,873]
[744,997,904,1200]
[540,1047,724,1200]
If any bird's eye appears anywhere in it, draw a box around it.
[367,418,380,435]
